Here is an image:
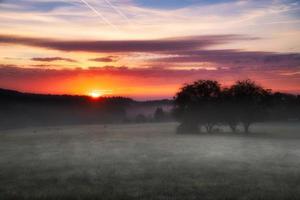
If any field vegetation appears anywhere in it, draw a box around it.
[0,122,300,200]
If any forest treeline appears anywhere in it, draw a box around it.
[0,88,172,129]
[0,79,299,131]
[0,88,132,129]
[173,79,300,133]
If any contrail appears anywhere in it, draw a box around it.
[78,0,119,31]
[102,0,133,25]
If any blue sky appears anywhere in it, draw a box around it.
[1,0,299,13]
[0,0,233,11]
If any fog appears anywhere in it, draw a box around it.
[1,123,300,199]
[1,84,300,199]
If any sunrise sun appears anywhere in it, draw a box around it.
[88,89,113,98]
[88,91,103,98]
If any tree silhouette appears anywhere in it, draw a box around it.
[229,80,271,133]
[174,80,221,133]
[270,92,300,121]
[154,107,165,122]
[220,88,239,132]
[173,79,275,134]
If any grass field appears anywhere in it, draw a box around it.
[0,122,300,200]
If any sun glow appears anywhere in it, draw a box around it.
[89,91,103,98]
[88,89,113,98]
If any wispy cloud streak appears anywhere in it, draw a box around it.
[31,57,77,63]
[102,0,132,26]
[0,34,242,52]
[78,0,119,31]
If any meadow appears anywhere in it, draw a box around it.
[0,122,300,200]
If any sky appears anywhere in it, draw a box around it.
[0,0,300,100]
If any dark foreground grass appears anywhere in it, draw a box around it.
[0,123,300,200]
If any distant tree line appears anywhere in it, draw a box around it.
[0,88,173,130]
[173,79,300,134]
[0,88,132,129]
[1,81,299,131]
[133,107,171,123]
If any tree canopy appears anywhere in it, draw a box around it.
[173,79,291,134]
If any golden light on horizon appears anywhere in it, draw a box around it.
[88,91,103,98]
[88,89,113,98]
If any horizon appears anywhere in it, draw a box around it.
[1,2,300,198]
[1,79,300,102]
[0,0,300,99]
[0,86,173,101]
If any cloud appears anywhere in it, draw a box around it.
[0,0,74,12]
[89,56,119,62]
[0,64,298,82]
[154,50,300,69]
[132,0,236,10]
[1,65,300,97]
[0,65,196,79]
[1,34,298,72]
[0,34,254,53]
[31,57,77,62]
